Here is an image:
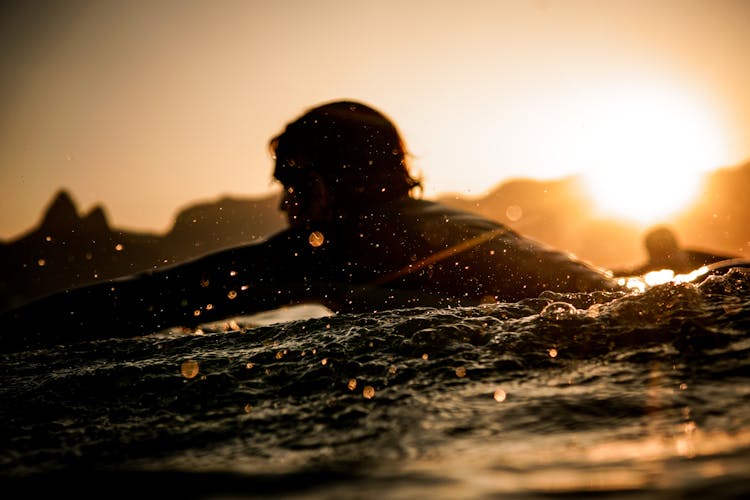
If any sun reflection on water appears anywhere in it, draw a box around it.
[618,266,710,292]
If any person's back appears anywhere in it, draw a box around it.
[298,196,618,309]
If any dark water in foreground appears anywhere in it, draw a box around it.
[2,269,750,499]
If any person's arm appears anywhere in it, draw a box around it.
[0,232,321,351]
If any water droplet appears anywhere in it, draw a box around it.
[493,389,507,402]
[347,378,357,391]
[181,360,200,379]
[540,301,579,320]
[363,386,375,399]
[308,231,325,247]
[505,204,523,222]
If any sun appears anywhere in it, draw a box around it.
[576,80,730,225]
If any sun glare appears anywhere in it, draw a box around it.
[577,80,730,225]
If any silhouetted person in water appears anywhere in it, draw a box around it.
[2,100,622,350]
[613,226,738,276]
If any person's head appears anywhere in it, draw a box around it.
[269,100,421,226]
[644,226,681,263]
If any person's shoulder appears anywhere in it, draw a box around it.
[390,198,457,220]
[395,197,486,218]
[393,197,506,237]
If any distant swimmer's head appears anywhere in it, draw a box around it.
[270,100,422,223]
[644,226,681,265]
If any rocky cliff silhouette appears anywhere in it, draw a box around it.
[2,160,748,312]
[0,190,285,312]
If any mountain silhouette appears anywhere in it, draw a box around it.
[0,190,285,312]
[2,160,748,312]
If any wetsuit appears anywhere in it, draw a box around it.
[1,198,621,349]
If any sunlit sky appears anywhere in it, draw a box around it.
[2,0,749,239]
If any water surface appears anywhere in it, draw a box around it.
[2,270,750,499]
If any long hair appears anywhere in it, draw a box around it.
[270,100,422,207]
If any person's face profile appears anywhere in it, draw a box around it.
[277,169,332,228]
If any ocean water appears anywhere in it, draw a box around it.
[2,268,750,499]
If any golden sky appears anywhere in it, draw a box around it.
[1,0,749,239]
